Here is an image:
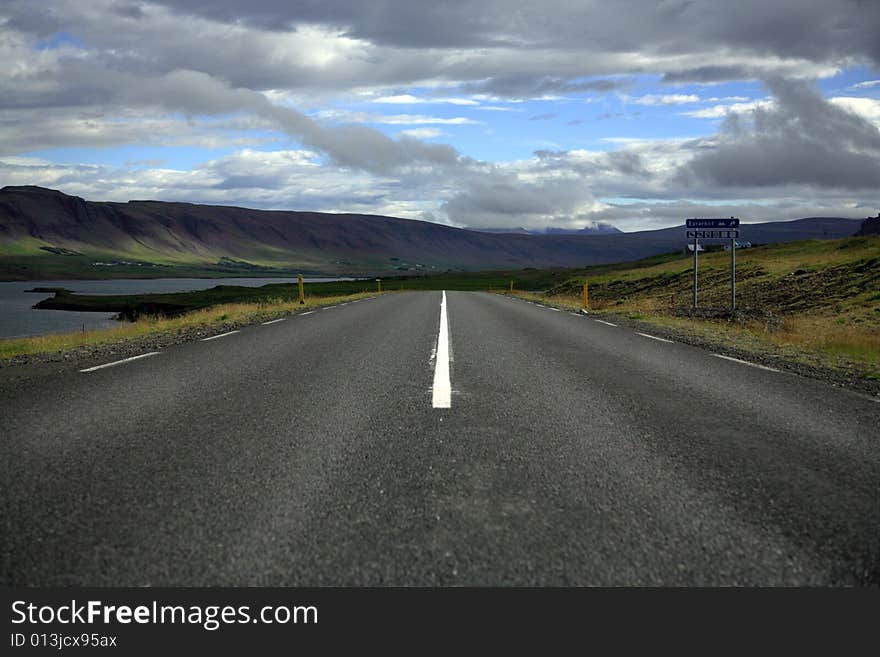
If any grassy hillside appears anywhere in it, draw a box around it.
[520,235,880,380]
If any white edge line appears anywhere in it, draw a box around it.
[201,330,240,341]
[713,354,780,372]
[636,332,674,343]
[594,319,617,327]
[300,311,315,315]
[548,307,561,312]
[432,290,452,409]
[261,318,286,325]
[80,352,160,373]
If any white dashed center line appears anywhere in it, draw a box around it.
[201,330,240,341]
[80,352,160,373]
[637,332,674,343]
[432,290,452,409]
[713,354,780,372]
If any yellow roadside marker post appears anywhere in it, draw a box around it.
[582,282,589,310]
[509,279,513,293]
[298,273,305,304]
[377,278,382,293]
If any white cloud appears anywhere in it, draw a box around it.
[629,94,700,105]
[704,96,751,102]
[851,80,880,89]
[474,106,519,112]
[372,94,478,106]
[681,99,774,118]
[317,109,479,126]
[830,97,880,126]
[397,128,445,139]
[372,94,421,104]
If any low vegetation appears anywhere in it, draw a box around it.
[0,292,376,361]
[509,236,880,381]
[3,236,878,387]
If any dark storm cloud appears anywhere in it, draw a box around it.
[4,1,877,103]
[134,71,463,174]
[0,62,463,174]
[148,0,880,68]
[662,66,756,84]
[682,78,880,189]
[146,0,504,48]
[442,174,596,228]
[460,76,630,100]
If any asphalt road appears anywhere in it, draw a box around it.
[1,291,878,585]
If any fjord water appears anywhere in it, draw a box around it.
[0,277,338,339]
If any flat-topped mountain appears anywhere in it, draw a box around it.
[0,185,863,279]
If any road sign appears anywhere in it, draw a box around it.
[687,217,740,313]
[686,218,740,229]
[686,229,739,239]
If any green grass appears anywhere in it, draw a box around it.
[502,235,880,378]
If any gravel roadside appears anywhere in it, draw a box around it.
[588,309,880,398]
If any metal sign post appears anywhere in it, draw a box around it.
[685,218,740,312]
[730,236,736,312]
[692,234,698,308]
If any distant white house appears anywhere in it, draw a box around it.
[685,243,705,254]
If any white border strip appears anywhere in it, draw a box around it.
[713,354,780,372]
[432,290,452,409]
[261,318,286,325]
[201,330,240,341]
[80,352,160,373]
[594,319,617,327]
[637,332,674,343]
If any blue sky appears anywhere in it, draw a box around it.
[1,1,879,232]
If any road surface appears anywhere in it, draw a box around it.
[1,291,878,585]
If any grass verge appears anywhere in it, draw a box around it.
[0,292,377,362]
[504,290,880,391]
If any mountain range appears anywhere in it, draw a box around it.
[0,185,864,280]
[472,224,621,236]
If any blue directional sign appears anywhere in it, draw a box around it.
[686,217,740,228]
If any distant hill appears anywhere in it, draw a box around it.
[473,224,621,236]
[0,185,863,280]
[855,213,880,236]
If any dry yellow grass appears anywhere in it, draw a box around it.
[772,315,880,362]
[504,289,879,376]
[0,292,377,361]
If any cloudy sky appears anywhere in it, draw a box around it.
[1,0,879,231]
